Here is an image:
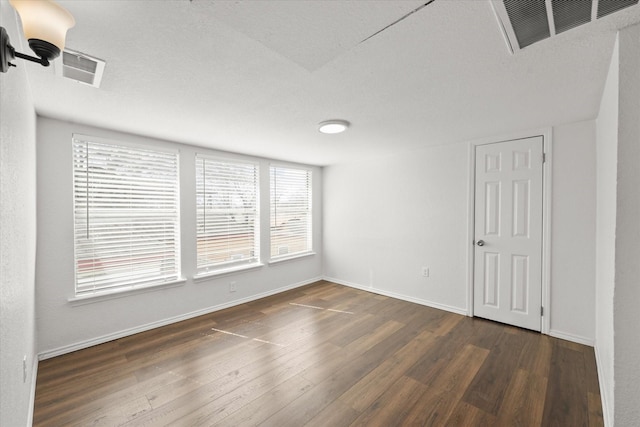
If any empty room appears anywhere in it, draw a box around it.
[1,0,639,426]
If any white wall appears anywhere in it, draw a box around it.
[0,2,38,426]
[614,22,640,427]
[549,121,596,343]
[36,117,323,356]
[593,24,640,427]
[323,124,597,344]
[595,34,618,427]
[323,143,469,314]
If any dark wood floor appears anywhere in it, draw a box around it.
[34,281,603,426]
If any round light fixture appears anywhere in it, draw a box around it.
[318,119,350,134]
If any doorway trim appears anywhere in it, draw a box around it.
[466,127,553,334]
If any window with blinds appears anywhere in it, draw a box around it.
[196,156,259,273]
[72,136,181,297]
[270,166,312,260]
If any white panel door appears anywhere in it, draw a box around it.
[473,136,543,331]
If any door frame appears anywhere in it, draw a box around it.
[466,128,553,334]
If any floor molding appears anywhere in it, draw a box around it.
[548,329,594,347]
[324,276,468,316]
[594,342,613,427]
[27,356,38,427]
[38,277,322,360]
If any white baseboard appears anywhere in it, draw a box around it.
[594,342,613,427]
[27,356,38,427]
[38,277,322,360]
[548,329,594,347]
[324,276,468,316]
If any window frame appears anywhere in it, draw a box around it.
[269,164,313,262]
[71,134,182,299]
[195,154,261,276]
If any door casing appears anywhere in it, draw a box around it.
[466,128,552,334]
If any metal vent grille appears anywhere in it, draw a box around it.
[597,0,639,18]
[503,0,551,49]
[552,0,592,34]
[61,49,105,88]
[492,0,640,53]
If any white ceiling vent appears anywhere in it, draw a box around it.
[58,49,105,88]
[491,0,640,53]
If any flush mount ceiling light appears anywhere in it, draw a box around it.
[1,0,75,73]
[318,120,350,134]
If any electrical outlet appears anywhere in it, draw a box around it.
[23,355,27,383]
[229,281,237,293]
[421,267,430,277]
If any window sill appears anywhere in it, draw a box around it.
[194,263,264,281]
[68,278,187,306]
[268,252,316,265]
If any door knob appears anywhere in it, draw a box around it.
[477,240,485,246]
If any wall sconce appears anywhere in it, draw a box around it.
[1,0,75,73]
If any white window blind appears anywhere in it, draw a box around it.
[270,166,312,259]
[196,156,259,273]
[72,137,181,297]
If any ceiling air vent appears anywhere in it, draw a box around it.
[491,0,639,53]
[598,0,639,18]
[552,0,592,34]
[502,0,550,49]
[59,49,105,88]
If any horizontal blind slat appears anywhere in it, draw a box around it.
[73,138,181,296]
[196,156,259,273]
[270,166,312,259]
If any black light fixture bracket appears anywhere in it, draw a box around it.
[1,26,59,73]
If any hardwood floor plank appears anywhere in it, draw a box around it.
[33,373,140,426]
[583,346,602,394]
[50,394,152,427]
[145,375,206,410]
[167,350,329,426]
[517,331,553,376]
[465,318,507,349]
[214,375,314,426]
[426,310,465,337]
[358,319,425,362]
[263,321,409,425]
[405,387,473,426]
[348,376,428,427]
[406,321,481,386]
[304,398,360,427]
[35,340,125,385]
[445,401,498,427]
[260,374,356,426]
[426,344,489,393]
[339,330,436,412]
[495,369,548,427]
[542,341,590,426]
[119,314,234,361]
[298,320,404,385]
[462,329,528,415]
[398,343,488,426]
[364,296,413,319]
[125,340,341,426]
[588,391,605,427]
[328,312,388,348]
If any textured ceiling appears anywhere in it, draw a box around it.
[197,1,427,71]
[4,0,640,165]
